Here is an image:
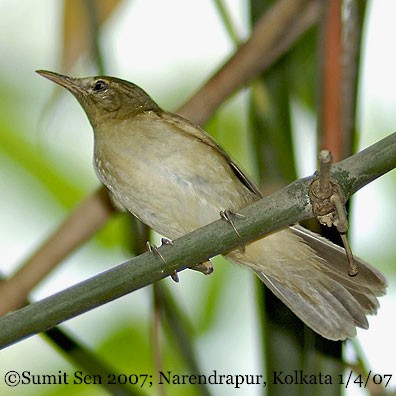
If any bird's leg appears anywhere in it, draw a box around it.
[146,241,179,282]
[220,210,246,252]
[160,237,213,278]
[220,210,244,238]
[157,238,213,278]
[146,241,166,262]
[147,238,212,280]
[159,238,180,281]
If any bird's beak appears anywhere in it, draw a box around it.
[36,70,83,96]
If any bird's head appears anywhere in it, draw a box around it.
[37,70,160,128]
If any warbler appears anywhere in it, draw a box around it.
[37,70,386,340]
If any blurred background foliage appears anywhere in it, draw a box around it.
[0,1,395,395]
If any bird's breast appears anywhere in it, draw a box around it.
[93,119,256,239]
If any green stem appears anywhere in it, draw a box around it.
[156,283,212,396]
[212,0,240,46]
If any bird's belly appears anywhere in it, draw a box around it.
[95,155,239,239]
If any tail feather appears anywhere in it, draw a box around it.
[226,225,387,340]
[257,271,366,339]
[291,224,387,293]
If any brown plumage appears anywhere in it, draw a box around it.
[37,70,387,340]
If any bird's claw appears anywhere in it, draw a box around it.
[220,210,246,252]
[147,240,180,282]
[220,210,244,237]
[161,237,173,246]
[146,241,166,263]
[170,271,179,282]
[191,261,214,275]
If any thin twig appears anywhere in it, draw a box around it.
[212,0,241,45]
[151,284,166,396]
[319,0,343,161]
[156,283,212,396]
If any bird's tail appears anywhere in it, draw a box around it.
[226,225,387,340]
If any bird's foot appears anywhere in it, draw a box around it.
[146,240,179,283]
[220,210,246,248]
[160,237,173,246]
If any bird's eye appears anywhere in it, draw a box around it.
[92,80,107,92]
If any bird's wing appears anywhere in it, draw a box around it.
[160,111,263,198]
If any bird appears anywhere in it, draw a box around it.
[37,70,387,340]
